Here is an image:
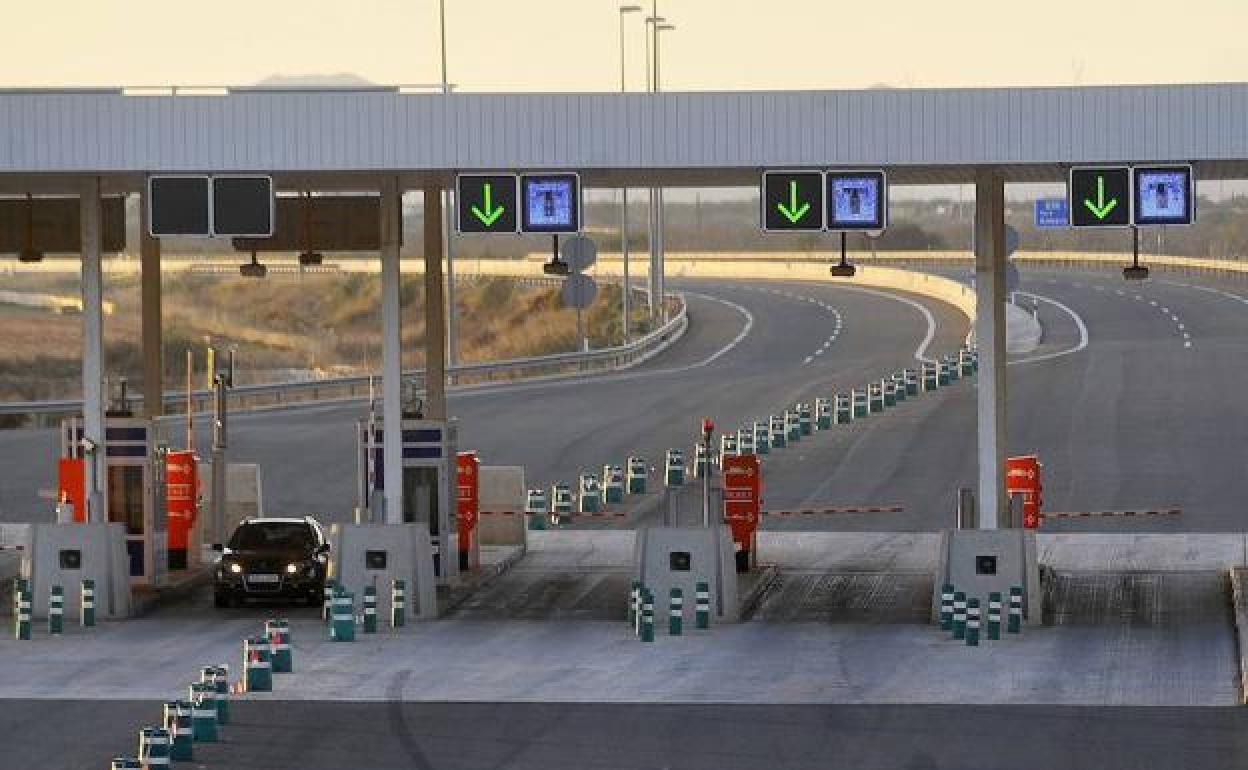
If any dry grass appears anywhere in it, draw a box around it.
[0,273,651,402]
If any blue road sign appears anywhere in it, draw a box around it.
[1034,198,1068,228]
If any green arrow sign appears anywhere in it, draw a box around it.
[471,183,505,226]
[1082,175,1119,220]
[776,180,812,224]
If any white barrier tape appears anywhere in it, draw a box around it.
[1039,509,1181,519]
[762,506,903,515]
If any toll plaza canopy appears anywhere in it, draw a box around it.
[2,83,1248,189]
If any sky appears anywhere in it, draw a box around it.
[8,0,1248,92]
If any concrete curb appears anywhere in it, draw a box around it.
[1229,568,1248,705]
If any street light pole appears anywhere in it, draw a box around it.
[619,5,642,344]
[439,0,459,367]
[644,11,667,322]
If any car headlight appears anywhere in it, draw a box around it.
[285,563,299,575]
[229,562,243,574]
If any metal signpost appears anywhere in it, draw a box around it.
[560,236,598,351]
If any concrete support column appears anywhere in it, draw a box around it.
[973,169,1007,529]
[80,177,106,522]
[139,196,162,418]
[423,186,448,421]
[380,177,404,525]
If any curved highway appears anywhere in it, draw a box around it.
[2,267,1248,532]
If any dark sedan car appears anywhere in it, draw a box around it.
[213,516,329,607]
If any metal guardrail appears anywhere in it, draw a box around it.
[0,293,687,428]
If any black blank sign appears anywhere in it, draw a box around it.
[213,176,274,237]
[149,176,210,237]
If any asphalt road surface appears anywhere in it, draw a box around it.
[3,267,1248,531]
[4,699,1245,770]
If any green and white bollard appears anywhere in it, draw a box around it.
[550,484,574,518]
[163,701,193,761]
[578,474,603,512]
[946,355,960,382]
[737,427,755,456]
[331,588,355,642]
[770,416,786,449]
[882,380,896,408]
[202,666,230,724]
[1008,586,1023,634]
[922,364,938,391]
[138,727,171,769]
[266,618,293,671]
[938,361,951,386]
[798,404,813,435]
[693,445,711,479]
[322,579,336,623]
[754,424,770,454]
[362,586,378,634]
[695,581,710,629]
[526,488,549,530]
[640,590,655,643]
[243,637,273,692]
[110,758,141,769]
[868,387,884,414]
[603,465,625,504]
[79,576,93,623]
[48,585,63,635]
[905,369,919,396]
[895,374,909,401]
[959,350,975,378]
[987,592,1003,640]
[815,398,832,430]
[664,450,686,486]
[628,580,641,626]
[668,588,683,636]
[785,411,801,442]
[626,457,648,494]
[189,682,219,742]
[965,598,981,647]
[14,587,30,640]
[952,591,967,640]
[391,579,407,628]
[836,394,852,424]
[853,389,868,418]
[939,584,955,631]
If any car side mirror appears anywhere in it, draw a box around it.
[316,543,330,555]
[211,543,224,552]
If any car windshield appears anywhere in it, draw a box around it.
[228,522,314,551]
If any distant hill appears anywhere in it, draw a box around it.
[253,73,376,88]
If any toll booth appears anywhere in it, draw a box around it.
[358,418,459,583]
[721,454,762,573]
[60,416,169,586]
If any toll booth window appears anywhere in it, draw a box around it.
[402,467,439,532]
[365,550,388,570]
[976,555,998,576]
[107,465,144,535]
[670,551,692,571]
